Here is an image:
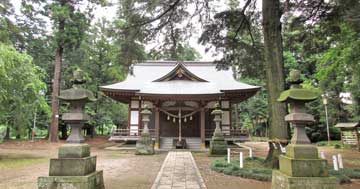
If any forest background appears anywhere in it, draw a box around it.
[0,0,359,145]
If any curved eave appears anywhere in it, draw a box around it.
[100,87,260,103]
[100,88,139,103]
[221,87,261,103]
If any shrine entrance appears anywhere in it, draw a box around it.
[159,107,201,139]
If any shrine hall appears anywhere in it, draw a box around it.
[100,61,260,149]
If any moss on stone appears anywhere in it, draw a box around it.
[279,155,329,177]
[58,144,90,158]
[209,140,227,155]
[58,88,96,102]
[135,133,155,155]
[272,170,338,189]
[278,88,318,102]
[49,156,97,176]
[38,170,104,189]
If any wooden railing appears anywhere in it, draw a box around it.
[110,128,248,141]
[205,128,249,138]
[111,129,156,138]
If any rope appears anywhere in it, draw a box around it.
[158,107,201,118]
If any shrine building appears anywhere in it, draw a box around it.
[100,61,260,149]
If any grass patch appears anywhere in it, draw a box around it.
[0,155,47,169]
[329,168,360,184]
[316,140,342,147]
[210,157,272,181]
[250,137,269,142]
[210,156,360,184]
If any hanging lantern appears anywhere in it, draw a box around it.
[184,117,187,122]
[190,115,193,120]
[167,115,170,120]
[173,117,176,122]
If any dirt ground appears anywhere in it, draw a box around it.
[0,139,360,189]
[0,137,166,189]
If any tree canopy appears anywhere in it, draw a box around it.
[0,0,358,150]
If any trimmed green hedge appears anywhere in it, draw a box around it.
[210,157,360,184]
[210,157,272,181]
[329,168,360,184]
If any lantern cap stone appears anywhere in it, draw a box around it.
[289,70,302,84]
[58,69,96,102]
[285,113,315,123]
[278,88,318,102]
[58,88,96,102]
[72,68,86,85]
[211,102,222,115]
[278,70,318,102]
[141,104,152,115]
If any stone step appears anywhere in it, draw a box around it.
[160,138,203,149]
[160,138,174,149]
[185,138,201,149]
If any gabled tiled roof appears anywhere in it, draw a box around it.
[100,61,260,95]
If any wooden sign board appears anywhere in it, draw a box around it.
[342,131,358,145]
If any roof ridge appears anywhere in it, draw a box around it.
[134,61,215,66]
[152,63,208,82]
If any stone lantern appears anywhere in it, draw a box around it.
[271,70,338,189]
[38,69,104,189]
[136,104,155,155]
[209,102,227,155]
[58,69,95,143]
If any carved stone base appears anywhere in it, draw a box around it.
[38,144,104,189]
[38,171,104,189]
[136,132,155,155]
[209,140,227,155]
[271,170,338,189]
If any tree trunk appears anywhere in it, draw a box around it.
[49,12,65,142]
[60,124,68,140]
[16,126,20,139]
[4,126,10,140]
[262,0,289,168]
[49,46,63,142]
[28,128,32,139]
[91,125,95,138]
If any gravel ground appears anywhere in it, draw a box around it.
[0,139,359,189]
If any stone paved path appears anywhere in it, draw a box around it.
[152,151,206,189]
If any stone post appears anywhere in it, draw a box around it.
[136,105,155,155]
[271,70,338,189]
[38,69,104,189]
[209,103,227,155]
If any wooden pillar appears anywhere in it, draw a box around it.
[127,103,131,129]
[200,107,206,149]
[138,99,142,135]
[229,101,232,129]
[155,107,160,149]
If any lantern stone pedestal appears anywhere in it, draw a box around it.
[136,105,155,155]
[209,103,227,155]
[38,144,104,189]
[38,69,104,189]
[271,70,338,189]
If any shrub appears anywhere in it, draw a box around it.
[210,157,360,184]
[210,157,272,181]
